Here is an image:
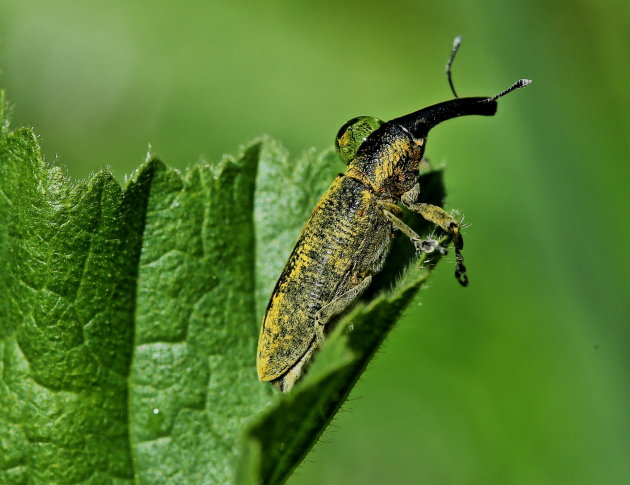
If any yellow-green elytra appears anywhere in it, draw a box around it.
[257,46,531,392]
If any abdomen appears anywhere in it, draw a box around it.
[257,175,391,381]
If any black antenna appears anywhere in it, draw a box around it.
[445,35,463,98]
[487,79,532,101]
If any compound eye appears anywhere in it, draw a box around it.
[335,116,385,164]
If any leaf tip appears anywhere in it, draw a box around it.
[124,157,167,187]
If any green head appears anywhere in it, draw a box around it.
[335,116,385,164]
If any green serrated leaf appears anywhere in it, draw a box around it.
[0,123,140,483]
[0,89,453,485]
[128,146,275,484]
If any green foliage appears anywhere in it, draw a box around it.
[0,90,449,484]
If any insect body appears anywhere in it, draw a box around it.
[257,43,530,392]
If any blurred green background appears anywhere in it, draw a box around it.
[1,1,628,484]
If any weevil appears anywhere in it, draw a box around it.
[257,38,531,391]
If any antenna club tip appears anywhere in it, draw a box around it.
[453,35,463,46]
[487,78,533,101]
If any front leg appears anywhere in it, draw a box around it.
[401,184,463,249]
[315,274,373,333]
[401,184,469,286]
[381,204,447,256]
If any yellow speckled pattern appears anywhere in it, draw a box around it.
[257,175,390,381]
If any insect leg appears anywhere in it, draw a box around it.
[401,183,462,246]
[401,184,468,286]
[273,339,319,392]
[315,274,373,332]
[418,156,432,173]
[381,207,447,255]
